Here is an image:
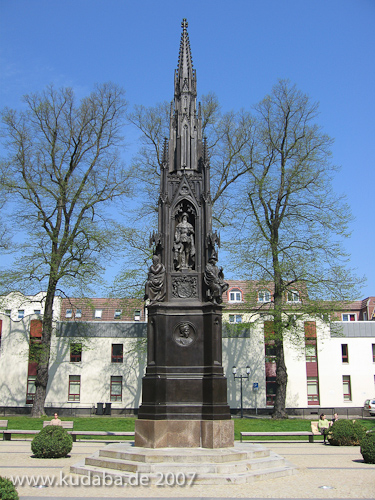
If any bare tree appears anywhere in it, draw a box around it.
[231,80,362,418]
[128,93,254,227]
[118,94,255,294]
[0,83,133,416]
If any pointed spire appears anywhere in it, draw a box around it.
[203,136,209,163]
[175,18,196,98]
[162,137,168,164]
[169,20,201,172]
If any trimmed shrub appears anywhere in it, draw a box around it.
[328,419,366,446]
[360,431,375,464]
[0,476,19,500]
[31,425,73,458]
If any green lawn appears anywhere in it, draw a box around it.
[1,416,373,441]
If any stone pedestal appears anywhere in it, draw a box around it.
[135,419,234,448]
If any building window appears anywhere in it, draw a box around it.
[304,321,317,362]
[228,288,242,302]
[68,375,81,401]
[287,291,300,303]
[265,343,277,363]
[94,309,103,319]
[266,376,277,406]
[76,309,82,318]
[342,313,356,321]
[372,344,375,363]
[26,376,36,404]
[33,309,41,316]
[65,309,73,318]
[305,342,317,363]
[134,310,141,321]
[229,314,242,323]
[70,343,82,363]
[110,376,122,402]
[307,376,320,404]
[111,344,123,363]
[341,344,349,363]
[258,290,271,303]
[18,310,25,319]
[343,375,352,401]
[114,309,122,319]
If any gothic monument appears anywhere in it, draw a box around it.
[135,19,233,448]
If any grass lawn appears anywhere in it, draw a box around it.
[1,416,373,441]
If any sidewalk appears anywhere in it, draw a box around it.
[0,439,374,499]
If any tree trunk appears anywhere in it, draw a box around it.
[272,248,288,419]
[273,339,288,419]
[30,278,57,417]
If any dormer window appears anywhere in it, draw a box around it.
[342,313,356,321]
[258,290,271,303]
[287,291,300,303]
[114,309,122,319]
[94,309,103,319]
[228,288,242,303]
[134,310,141,321]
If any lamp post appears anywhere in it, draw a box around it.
[232,365,250,418]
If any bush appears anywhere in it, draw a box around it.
[360,431,375,464]
[0,476,19,500]
[328,419,366,446]
[31,425,73,458]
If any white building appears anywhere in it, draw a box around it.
[0,290,374,416]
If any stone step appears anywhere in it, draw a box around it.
[70,443,298,485]
[70,461,297,485]
[98,444,269,464]
[85,450,286,475]
[193,464,298,484]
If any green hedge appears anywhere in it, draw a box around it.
[360,431,375,464]
[328,420,366,446]
[31,425,73,458]
[0,476,19,500]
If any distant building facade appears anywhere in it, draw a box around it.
[0,287,374,415]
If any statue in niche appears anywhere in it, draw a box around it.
[173,213,195,270]
[204,251,229,305]
[144,255,166,303]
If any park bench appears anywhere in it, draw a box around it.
[2,420,74,441]
[43,421,134,441]
[1,419,40,440]
[1,419,134,442]
[0,420,8,440]
[240,422,320,443]
[43,420,74,429]
[70,430,135,442]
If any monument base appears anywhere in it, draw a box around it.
[134,419,234,448]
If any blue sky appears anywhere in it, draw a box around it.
[1,0,374,298]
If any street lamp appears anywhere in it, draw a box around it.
[232,365,250,418]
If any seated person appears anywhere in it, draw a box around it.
[318,413,330,443]
[50,412,62,426]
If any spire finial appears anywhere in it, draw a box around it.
[181,18,188,30]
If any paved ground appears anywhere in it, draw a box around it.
[0,439,374,499]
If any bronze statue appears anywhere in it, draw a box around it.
[144,255,166,303]
[173,213,195,270]
[204,253,229,305]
